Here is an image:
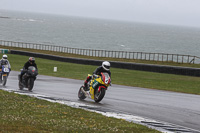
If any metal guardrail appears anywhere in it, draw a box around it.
[0,40,200,64]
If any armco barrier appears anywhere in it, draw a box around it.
[10,50,200,77]
[1,40,200,64]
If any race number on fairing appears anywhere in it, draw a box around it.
[3,68,9,72]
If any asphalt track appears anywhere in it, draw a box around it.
[2,71,200,132]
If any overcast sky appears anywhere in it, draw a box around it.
[1,0,200,27]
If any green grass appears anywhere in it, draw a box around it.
[4,53,200,95]
[0,90,160,132]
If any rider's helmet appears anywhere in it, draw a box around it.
[29,57,35,64]
[102,61,110,71]
[2,54,8,60]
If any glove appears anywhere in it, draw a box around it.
[93,74,98,78]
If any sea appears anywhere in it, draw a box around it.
[1,10,200,57]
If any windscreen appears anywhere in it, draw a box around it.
[101,72,110,84]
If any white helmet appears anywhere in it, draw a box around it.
[2,54,7,60]
[102,61,110,71]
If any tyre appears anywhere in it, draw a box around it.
[28,78,34,91]
[78,86,86,100]
[18,80,24,90]
[94,87,106,103]
[0,75,2,84]
[2,76,7,86]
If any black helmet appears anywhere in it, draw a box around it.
[29,57,35,63]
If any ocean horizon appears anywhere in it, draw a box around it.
[1,10,200,57]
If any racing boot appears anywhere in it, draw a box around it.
[83,80,89,91]
[19,74,22,83]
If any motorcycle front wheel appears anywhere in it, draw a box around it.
[78,86,86,100]
[18,80,24,90]
[94,87,106,103]
[2,76,7,86]
[28,78,34,91]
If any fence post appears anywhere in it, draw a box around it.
[187,55,190,63]
[117,51,120,58]
[3,41,5,46]
[125,51,127,59]
[167,54,168,62]
[177,55,178,63]
[128,52,130,59]
[92,49,94,56]
[182,56,184,63]
[148,53,150,61]
[133,52,135,60]
[193,56,195,64]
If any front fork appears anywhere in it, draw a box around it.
[90,86,95,99]
[0,73,8,80]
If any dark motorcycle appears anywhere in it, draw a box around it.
[18,66,38,91]
[0,64,10,86]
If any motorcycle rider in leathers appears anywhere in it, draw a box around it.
[0,54,11,70]
[0,54,11,82]
[83,61,111,90]
[19,57,38,82]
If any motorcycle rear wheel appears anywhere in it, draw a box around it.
[94,88,105,103]
[78,86,86,100]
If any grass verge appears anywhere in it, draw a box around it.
[0,90,160,132]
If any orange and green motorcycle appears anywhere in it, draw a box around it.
[78,72,111,103]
